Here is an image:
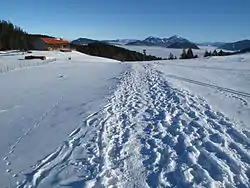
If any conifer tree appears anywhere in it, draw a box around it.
[213,50,218,56]
[168,52,174,60]
[204,50,211,57]
[180,49,187,59]
[186,48,194,59]
[218,50,225,56]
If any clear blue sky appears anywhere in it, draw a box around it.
[1,0,249,42]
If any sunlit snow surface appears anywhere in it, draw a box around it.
[0,50,249,188]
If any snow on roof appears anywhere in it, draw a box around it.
[41,38,69,45]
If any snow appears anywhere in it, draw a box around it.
[0,50,250,188]
[0,50,125,187]
[155,54,250,129]
[0,50,118,74]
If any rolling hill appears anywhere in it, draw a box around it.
[220,39,250,51]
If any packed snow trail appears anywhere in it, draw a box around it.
[12,63,250,188]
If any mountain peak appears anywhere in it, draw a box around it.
[169,35,179,39]
[145,36,160,40]
[71,37,99,45]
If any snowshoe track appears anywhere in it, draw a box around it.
[14,63,249,188]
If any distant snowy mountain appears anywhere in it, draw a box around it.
[71,38,100,45]
[71,38,137,46]
[197,42,226,47]
[219,39,250,51]
[144,36,165,44]
[127,35,199,49]
[164,35,191,44]
[102,39,139,45]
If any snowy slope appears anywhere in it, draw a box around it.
[0,51,118,74]
[0,51,250,188]
[0,51,125,187]
[155,54,250,129]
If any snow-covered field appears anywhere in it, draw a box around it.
[0,51,118,74]
[119,45,218,59]
[155,54,250,129]
[0,51,249,188]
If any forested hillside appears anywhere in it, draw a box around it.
[0,20,31,50]
[71,42,163,61]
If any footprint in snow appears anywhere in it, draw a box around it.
[58,74,64,78]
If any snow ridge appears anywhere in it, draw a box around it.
[11,64,250,187]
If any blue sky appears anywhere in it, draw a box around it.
[1,0,250,42]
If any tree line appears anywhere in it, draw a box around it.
[166,48,198,60]
[0,20,53,51]
[204,49,232,57]
[0,20,30,50]
[167,48,236,60]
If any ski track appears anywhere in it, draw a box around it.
[4,63,250,188]
[164,74,250,98]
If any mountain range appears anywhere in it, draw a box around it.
[126,35,199,49]
[71,36,250,51]
[197,42,226,47]
[219,40,250,51]
[72,35,200,49]
[102,39,139,45]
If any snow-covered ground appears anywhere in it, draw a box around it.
[0,51,118,74]
[119,45,218,59]
[0,51,249,188]
[0,51,126,187]
[155,54,250,130]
